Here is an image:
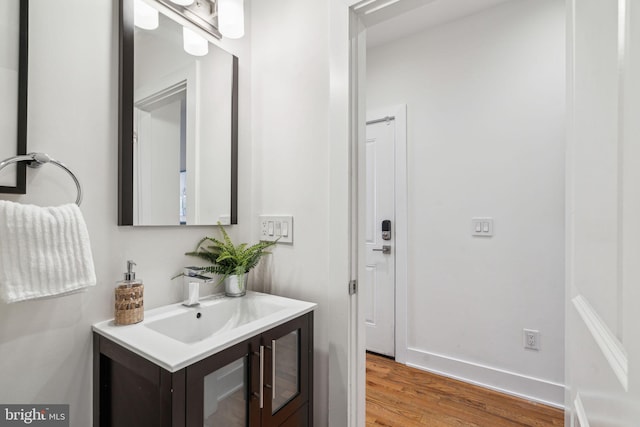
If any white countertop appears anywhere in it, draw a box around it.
[93,291,316,372]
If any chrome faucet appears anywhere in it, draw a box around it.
[182,267,216,307]
[183,266,216,283]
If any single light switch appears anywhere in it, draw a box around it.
[482,222,489,232]
[275,221,282,236]
[268,221,274,236]
[282,222,289,237]
[475,222,482,232]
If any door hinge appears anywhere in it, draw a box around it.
[349,279,357,295]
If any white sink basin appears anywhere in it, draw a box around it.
[92,291,316,372]
[145,297,288,343]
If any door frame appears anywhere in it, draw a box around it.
[340,2,412,426]
[361,105,408,363]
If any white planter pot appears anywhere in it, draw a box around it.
[224,274,246,297]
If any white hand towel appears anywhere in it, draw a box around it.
[0,200,97,303]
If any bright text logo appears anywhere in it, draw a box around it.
[0,405,68,427]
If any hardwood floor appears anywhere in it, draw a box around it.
[366,353,564,427]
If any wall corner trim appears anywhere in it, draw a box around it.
[574,393,590,427]
[572,295,629,391]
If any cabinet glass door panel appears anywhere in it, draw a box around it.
[203,356,247,427]
[272,330,299,413]
[262,314,310,426]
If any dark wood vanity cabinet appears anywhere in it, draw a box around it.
[94,312,313,427]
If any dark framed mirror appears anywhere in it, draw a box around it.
[118,0,238,226]
[0,0,28,194]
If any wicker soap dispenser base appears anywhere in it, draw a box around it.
[114,260,144,325]
[115,283,144,325]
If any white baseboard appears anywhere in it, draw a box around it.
[405,347,565,409]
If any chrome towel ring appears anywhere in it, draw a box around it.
[0,152,83,206]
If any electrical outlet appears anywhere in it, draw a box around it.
[524,329,540,351]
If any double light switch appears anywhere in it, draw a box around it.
[471,217,493,237]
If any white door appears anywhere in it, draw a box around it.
[565,0,640,425]
[133,99,182,225]
[363,117,396,357]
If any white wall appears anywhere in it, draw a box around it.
[250,1,331,425]
[250,0,352,425]
[366,0,565,406]
[0,0,253,425]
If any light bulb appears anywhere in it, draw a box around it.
[134,0,159,30]
[218,0,245,39]
[183,27,209,56]
[170,0,195,6]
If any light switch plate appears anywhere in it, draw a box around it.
[259,215,293,243]
[471,217,493,237]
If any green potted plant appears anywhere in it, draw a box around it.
[184,223,277,296]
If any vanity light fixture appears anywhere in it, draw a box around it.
[169,0,195,6]
[134,0,159,30]
[183,26,209,56]
[218,0,244,39]
[148,0,222,40]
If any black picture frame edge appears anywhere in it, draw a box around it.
[230,55,238,225]
[0,0,28,195]
[118,0,134,225]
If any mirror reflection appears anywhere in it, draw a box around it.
[122,0,238,226]
[0,0,26,192]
